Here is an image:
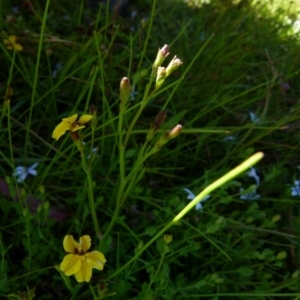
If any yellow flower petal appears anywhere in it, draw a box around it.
[63,235,78,253]
[15,43,23,51]
[74,256,92,282]
[79,235,91,253]
[70,124,86,132]
[78,114,93,124]
[52,114,78,140]
[9,35,17,43]
[52,121,72,140]
[62,114,78,123]
[86,251,106,270]
[60,254,81,276]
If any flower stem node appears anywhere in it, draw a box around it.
[52,114,93,141]
[120,77,131,104]
[60,235,106,283]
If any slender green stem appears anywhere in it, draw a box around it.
[26,0,51,148]
[82,157,101,239]
[100,102,127,244]
[147,251,166,293]
[123,79,154,147]
[106,152,264,280]
[100,178,126,246]
[137,0,157,71]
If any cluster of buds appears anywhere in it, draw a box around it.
[152,44,182,90]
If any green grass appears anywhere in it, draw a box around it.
[0,0,300,299]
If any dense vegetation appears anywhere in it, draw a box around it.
[0,0,300,299]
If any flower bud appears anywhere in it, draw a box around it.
[166,56,183,77]
[5,86,13,101]
[163,234,173,244]
[89,105,98,127]
[153,125,182,150]
[168,124,183,139]
[146,111,167,142]
[155,67,167,89]
[37,203,43,213]
[152,44,170,77]
[44,201,50,211]
[89,104,97,116]
[153,110,167,132]
[154,45,170,68]
[120,77,131,103]
[70,131,80,141]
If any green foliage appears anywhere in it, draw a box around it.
[0,0,300,299]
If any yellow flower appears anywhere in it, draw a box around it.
[4,35,23,51]
[60,235,106,283]
[52,114,92,141]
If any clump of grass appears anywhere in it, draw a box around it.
[0,0,300,299]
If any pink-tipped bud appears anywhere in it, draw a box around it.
[120,77,131,103]
[153,124,183,150]
[154,45,170,68]
[152,44,170,77]
[166,56,183,77]
[168,124,183,139]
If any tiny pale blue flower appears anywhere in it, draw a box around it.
[240,187,260,201]
[247,167,260,186]
[291,180,300,196]
[130,85,138,101]
[183,188,210,211]
[249,112,260,123]
[223,135,236,141]
[13,163,38,183]
[87,147,99,160]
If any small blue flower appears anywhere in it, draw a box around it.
[183,188,210,211]
[13,163,38,183]
[52,62,63,78]
[240,187,260,201]
[87,147,99,160]
[247,167,260,186]
[291,180,300,196]
[130,85,138,101]
[223,135,236,141]
[249,112,260,123]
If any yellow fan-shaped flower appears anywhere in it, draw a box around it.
[4,35,23,51]
[52,114,93,141]
[60,235,106,283]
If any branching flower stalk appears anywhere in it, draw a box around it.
[102,46,183,244]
